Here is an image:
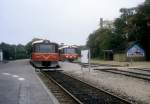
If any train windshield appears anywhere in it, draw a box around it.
[64,48,76,54]
[34,44,57,53]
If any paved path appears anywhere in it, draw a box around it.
[0,59,59,104]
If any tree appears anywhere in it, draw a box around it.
[87,28,122,58]
[136,0,150,60]
[15,44,27,59]
[0,42,28,60]
[87,0,150,60]
[124,0,150,60]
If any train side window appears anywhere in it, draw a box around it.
[55,45,58,52]
[35,45,40,52]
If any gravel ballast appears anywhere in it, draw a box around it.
[60,62,150,104]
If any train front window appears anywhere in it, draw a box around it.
[64,48,76,54]
[35,44,56,53]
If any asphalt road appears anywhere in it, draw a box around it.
[0,59,58,104]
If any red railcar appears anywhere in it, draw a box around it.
[30,40,60,68]
[59,45,79,62]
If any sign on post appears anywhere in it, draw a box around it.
[81,49,91,71]
[127,45,145,57]
[81,50,89,63]
[0,50,3,61]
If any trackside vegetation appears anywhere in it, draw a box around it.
[86,0,150,60]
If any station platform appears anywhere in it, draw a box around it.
[0,59,59,104]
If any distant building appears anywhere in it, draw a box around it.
[0,49,3,61]
[100,18,114,29]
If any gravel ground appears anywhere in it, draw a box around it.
[91,60,150,69]
[60,62,150,104]
[115,67,150,75]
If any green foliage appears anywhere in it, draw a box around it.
[0,38,42,60]
[0,43,27,60]
[15,44,27,59]
[124,0,150,59]
[86,0,150,60]
[87,28,120,58]
[0,38,47,60]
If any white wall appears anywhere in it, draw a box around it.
[0,51,3,61]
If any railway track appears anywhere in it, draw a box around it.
[95,68,150,81]
[42,71,131,104]
[38,72,81,104]
[75,62,122,67]
[129,68,150,73]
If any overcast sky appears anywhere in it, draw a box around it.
[0,0,145,45]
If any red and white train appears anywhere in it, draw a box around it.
[30,39,60,68]
[59,45,80,62]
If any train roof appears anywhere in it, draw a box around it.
[32,40,57,45]
[59,45,78,49]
